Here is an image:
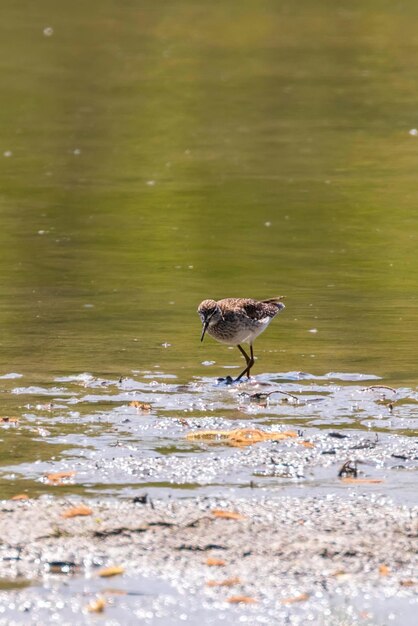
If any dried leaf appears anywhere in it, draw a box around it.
[46,471,76,484]
[98,566,125,578]
[212,509,245,520]
[299,441,315,448]
[400,580,416,587]
[206,577,241,588]
[11,494,29,501]
[282,592,310,604]
[186,430,225,441]
[130,401,151,411]
[206,557,226,567]
[227,595,257,604]
[341,478,384,485]
[379,564,390,576]
[61,505,93,519]
[229,429,297,447]
[87,597,106,613]
[0,417,19,423]
[186,428,298,447]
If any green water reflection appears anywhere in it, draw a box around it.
[1,0,417,389]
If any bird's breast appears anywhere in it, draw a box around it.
[207,317,270,345]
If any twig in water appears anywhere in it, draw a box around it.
[268,390,300,402]
[338,460,358,478]
[250,390,299,403]
[365,385,397,394]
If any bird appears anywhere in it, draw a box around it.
[197,297,285,382]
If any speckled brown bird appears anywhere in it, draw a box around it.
[197,297,285,382]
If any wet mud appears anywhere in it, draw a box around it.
[0,370,417,624]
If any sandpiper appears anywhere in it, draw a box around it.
[197,297,285,382]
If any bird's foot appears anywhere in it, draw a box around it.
[234,375,252,384]
[217,375,234,385]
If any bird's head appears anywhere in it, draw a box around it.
[197,299,223,342]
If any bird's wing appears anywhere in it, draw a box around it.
[241,299,272,320]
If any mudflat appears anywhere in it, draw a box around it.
[0,492,416,625]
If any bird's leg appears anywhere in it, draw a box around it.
[249,344,255,377]
[235,345,250,381]
[235,344,255,382]
[244,344,253,378]
[237,344,250,366]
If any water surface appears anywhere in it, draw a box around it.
[0,0,417,499]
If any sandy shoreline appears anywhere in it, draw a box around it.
[0,492,416,624]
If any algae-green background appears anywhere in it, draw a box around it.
[1,0,417,384]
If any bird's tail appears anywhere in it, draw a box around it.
[262,296,285,304]
[262,296,286,311]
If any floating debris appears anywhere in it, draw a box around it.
[87,596,106,613]
[98,566,124,578]
[281,592,310,605]
[45,470,77,485]
[206,557,226,567]
[46,561,77,574]
[338,460,358,478]
[186,428,298,447]
[61,505,93,519]
[211,509,246,520]
[227,595,257,604]
[129,401,152,411]
[46,471,76,485]
[366,385,397,394]
[329,432,348,439]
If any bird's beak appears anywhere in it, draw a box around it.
[200,321,209,342]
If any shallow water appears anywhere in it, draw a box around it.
[1,370,417,501]
[0,570,416,626]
